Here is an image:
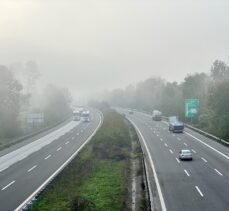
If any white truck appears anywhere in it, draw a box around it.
[81,110,90,122]
[152,110,162,121]
[73,110,81,121]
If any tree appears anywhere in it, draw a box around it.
[159,82,183,118]
[0,66,24,137]
[210,60,229,81]
[207,79,229,139]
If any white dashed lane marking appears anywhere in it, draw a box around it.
[169,149,174,154]
[65,141,70,145]
[28,165,37,172]
[214,169,223,176]
[1,180,15,191]
[184,143,188,146]
[184,169,190,177]
[195,186,204,197]
[57,147,62,151]
[191,149,197,153]
[176,158,180,163]
[201,157,208,163]
[44,155,51,160]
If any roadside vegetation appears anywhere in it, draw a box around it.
[29,107,149,211]
[0,63,72,149]
[105,59,229,143]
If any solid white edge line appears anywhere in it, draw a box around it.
[214,169,223,176]
[201,157,207,163]
[195,186,204,197]
[185,132,229,160]
[1,180,15,191]
[15,112,103,211]
[127,118,167,211]
[184,169,190,177]
[0,166,9,173]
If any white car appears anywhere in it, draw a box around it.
[179,149,193,161]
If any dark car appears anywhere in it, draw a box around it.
[169,116,184,133]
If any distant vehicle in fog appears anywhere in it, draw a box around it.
[82,110,90,122]
[129,110,134,114]
[152,110,162,121]
[169,116,184,133]
[73,110,81,121]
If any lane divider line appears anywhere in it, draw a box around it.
[214,169,223,176]
[184,169,190,177]
[195,186,204,197]
[44,155,52,160]
[1,180,15,191]
[65,141,70,145]
[127,118,167,211]
[176,158,180,163]
[201,157,208,163]
[56,147,62,151]
[164,143,168,147]
[28,165,37,173]
[169,149,174,154]
[184,143,188,146]
[191,149,197,153]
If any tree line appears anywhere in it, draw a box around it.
[0,63,72,140]
[104,60,229,142]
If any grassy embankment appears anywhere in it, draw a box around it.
[30,109,134,211]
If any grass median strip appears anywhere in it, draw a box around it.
[28,108,148,211]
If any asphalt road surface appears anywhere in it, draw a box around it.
[117,108,229,211]
[0,109,101,211]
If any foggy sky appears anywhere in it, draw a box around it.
[1,0,229,98]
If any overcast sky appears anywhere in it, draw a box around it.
[1,0,229,98]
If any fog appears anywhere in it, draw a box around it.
[1,0,229,99]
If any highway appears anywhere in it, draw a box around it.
[0,110,101,211]
[117,109,229,211]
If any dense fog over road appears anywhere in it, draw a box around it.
[0,0,229,98]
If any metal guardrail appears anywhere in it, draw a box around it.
[184,123,229,146]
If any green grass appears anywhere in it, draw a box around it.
[80,160,125,211]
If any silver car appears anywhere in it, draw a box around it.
[179,149,192,161]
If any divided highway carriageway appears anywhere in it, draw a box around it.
[0,110,102,211]
[117,108,229,211]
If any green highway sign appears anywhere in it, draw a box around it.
[185,99,199,118]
